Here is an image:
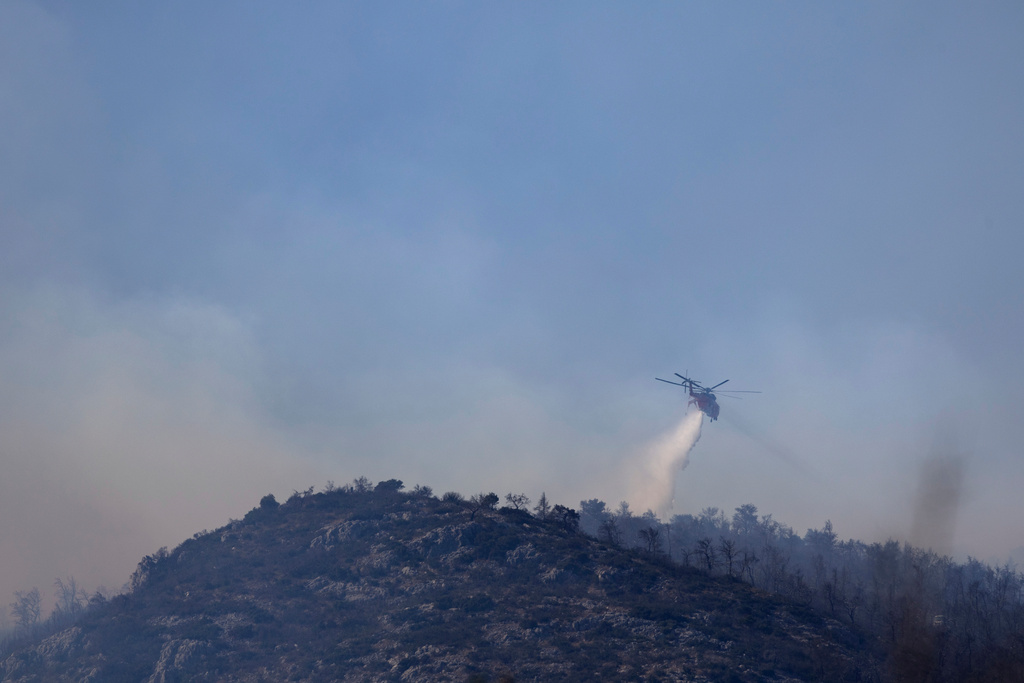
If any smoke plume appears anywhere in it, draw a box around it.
[629,410,704,516]
[910,447,964,556]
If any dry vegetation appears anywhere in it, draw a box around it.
[2,478,1021,681]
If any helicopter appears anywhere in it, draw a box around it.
[655,373,760,422]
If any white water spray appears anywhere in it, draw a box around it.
[629,410,704,517]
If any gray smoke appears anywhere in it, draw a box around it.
[0,288,326,606]
[910,440,965,556]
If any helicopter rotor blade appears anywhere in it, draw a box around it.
[674,373,698,388]
[709,380,730,390]
[655,377,685,386]
[677,373,704,388]
[716,390,762,394]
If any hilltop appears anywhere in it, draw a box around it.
[1,481,879,682]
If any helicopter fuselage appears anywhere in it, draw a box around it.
[689,390,720,421]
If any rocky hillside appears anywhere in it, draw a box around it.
[1,482,882,682]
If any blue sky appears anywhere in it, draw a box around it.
[2,1,1023,605]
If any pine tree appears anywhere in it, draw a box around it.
[534,492,551,519]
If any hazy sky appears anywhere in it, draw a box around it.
[2,1,1023,609]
